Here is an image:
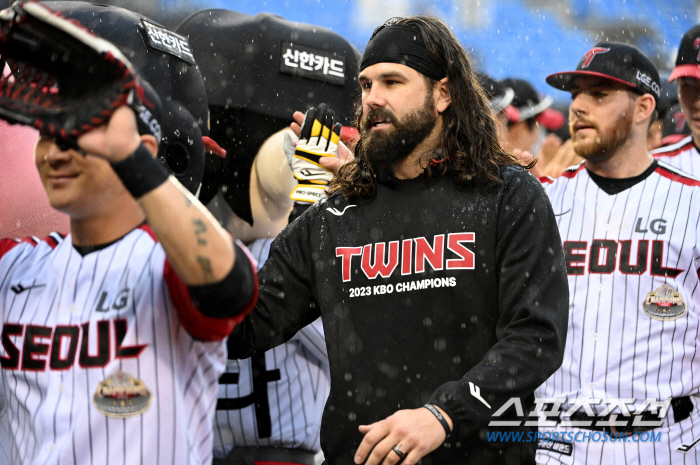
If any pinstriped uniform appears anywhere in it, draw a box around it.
[0,330,9,465]
[213,237,329,456]
[652,136,699,177]
[0,227,231,465]
[536,161,700,464]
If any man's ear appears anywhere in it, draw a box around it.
[140,134,159,157]
[436,77,451,113]
[635,94,656,125]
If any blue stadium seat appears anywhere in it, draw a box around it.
[195,0,696,104]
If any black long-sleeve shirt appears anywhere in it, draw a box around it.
[228,165,569,465]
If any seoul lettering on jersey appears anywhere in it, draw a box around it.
[0,319,146,371]
[562,239,682,277]
[537,160,700,463]
[537,160,700,415]
[0,228,235,465]
[335,232,475,282]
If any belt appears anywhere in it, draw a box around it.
[213,446,316,465]
[561,396,693,435]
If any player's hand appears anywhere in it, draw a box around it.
[354,407,452,465]
[536,133,563,168]
[287,103,340,203]
[539,138,582,178]
[76,105,141,163]
[512,148,543,178]
[291,109,355,173]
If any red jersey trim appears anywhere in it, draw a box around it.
[139,224,257,341]
[538,176,554,184]
[560,163,586,179]
[651,136,694,159]
[0,239,22,260]
[138,223,157,241]
[0,233,64,260]
[655,165,700,187]
[163,261,241,341]
[45,233,65,249]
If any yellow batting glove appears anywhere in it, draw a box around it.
[289,103,341,204]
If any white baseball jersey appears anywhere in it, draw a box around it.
[0,226,242,465]
[536,161,700,463]
[652,136,699,177]
[0,376,8,465]
[213,237,329,456]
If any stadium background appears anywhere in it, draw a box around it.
[3,0,696,109]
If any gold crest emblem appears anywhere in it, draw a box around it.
[643,284,687,321]
[93,370,151,418]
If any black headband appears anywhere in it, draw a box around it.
[360,25,445,81]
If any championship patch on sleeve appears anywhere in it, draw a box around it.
[140,20,196,65]
[279,41,346,85]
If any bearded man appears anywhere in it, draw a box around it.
[228,15,569,465]
[536,42,700,464]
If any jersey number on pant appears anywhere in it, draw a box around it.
[216,353,281,438]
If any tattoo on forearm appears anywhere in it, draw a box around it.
[197,256,214,281]
[192,218,207,246]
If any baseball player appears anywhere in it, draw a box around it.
[536,42,700,464]
[475,72,519,147]
[0,3,257,465]
[228,15,569,465]
[651,25,700,174]
[177,11,361,464]
[658,103,692,148]
[0,82,68,465]
[500,78,562,155]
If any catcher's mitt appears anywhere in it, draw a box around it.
[0,1,142,150]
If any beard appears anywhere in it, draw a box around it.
[570,107,634,161]
[359,92,438,169]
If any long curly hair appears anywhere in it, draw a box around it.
[329,15,520,203]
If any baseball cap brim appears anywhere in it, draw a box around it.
[517,95,553,121]
[546,71,638,93]
[669,64,700,82]
[536,108,566,131]
[660,134,688,147]
[503,105,520,123]
[490,87,515,114]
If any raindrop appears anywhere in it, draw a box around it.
[433,338,446,351]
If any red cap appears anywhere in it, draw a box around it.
[669,64,700,82]
[536,108,566,131]
[659,134,688,147]
[669,25,700,82]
